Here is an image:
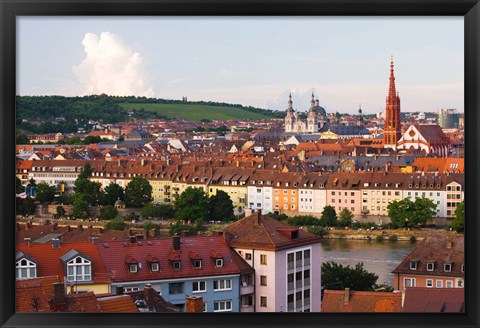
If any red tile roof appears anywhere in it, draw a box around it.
[402,287,464,312]
[321,289,402,312]
[97,295,139,312]
[392,234,464,278]
[222,211,321,251]
[96,236,252,283]
[16,279,54,312]
[16,242,110,283]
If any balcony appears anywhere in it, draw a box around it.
[164,191,170,195]
[173,187,180,191]
[240,283,254,295]
[240,305,255,313]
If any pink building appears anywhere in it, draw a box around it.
[223,210,322,312]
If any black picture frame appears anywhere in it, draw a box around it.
[1,0,479,327]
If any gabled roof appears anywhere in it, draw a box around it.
[16,242,110,283]
[321,290,402,312]
[402,287,464,312]
[392,234,464,277]
[96,235,252,283]
[97,295,139,312]
[222,211,321,251]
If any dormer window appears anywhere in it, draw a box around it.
[409,260,418,270]
[193,259,202,269]
[426,262,435,271]
[16,258,37,279]
[461,264,465,272]
[66,256,92,281]
[215,259,224,268]
[151,262,159,272]
[129,264,138,273]
[444,263,452,272]
[173,261,181,270]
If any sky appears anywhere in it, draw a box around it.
[17,17,464,114]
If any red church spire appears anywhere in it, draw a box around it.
[384,55,401,149]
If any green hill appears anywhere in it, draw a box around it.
[119,102,272,121]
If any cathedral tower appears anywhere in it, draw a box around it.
[384,56,401,149]
[285,93,294,133]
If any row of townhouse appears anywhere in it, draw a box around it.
[16,211,322,313]
[17,159,464,218]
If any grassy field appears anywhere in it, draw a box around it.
[119,103,273,121]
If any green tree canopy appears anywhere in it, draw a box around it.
[209,190,234,221]
[450,201,464,233]
[321,261,379,292]
[338,208,354,227]
[56,205,66,218]
[72,194,90,219]
[16,176,24,194]
[142,220,160,232]
[34,182,57,204]
[99,205,118,220]
[103,183,125,206]
[320,205,337,227]
[387,197,436,228]
[104,217,126,231]
[174,187,210,224]
[16,196,36,216]
[141,202,163,219]
[125,177,153,207]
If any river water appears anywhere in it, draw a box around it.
[319,239,416,287]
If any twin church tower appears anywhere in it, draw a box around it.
[284,57,402,149]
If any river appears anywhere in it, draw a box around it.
[319,239,416,287]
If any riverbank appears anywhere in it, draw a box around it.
[321,227,456,241]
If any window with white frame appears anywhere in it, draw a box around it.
[213,279,232,291]
[16,258,37,279]
[214,300,232,312]
[129,264,138,273]
[215,259,223,267]
[446,280,453,288]
[461,264,465,272]
[151,262,159,272]
[192,281,207,293]
[436,280,443,288]
[409,261,418,270]
[444,263,452,272]
[193,260,202,269]
[67,256,91,282]
[426,279,433,288]
[404,278,416,288]
[172,261,181,270]
[123,286,139,292]
[427,262,435,271]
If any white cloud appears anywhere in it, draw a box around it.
[169,77,193,84]
[73,32,155,97]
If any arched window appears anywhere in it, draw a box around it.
[16,258,37,279]
[67,256,91,282]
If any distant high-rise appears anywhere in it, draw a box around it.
[384,56,401,150]
[438,108,459,128]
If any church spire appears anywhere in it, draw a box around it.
[388,55,397,103]
[384,55,401,149]
[310,91,315,109]
[287,92,293,111]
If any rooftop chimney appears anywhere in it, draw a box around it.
[185,296,204,313]
[51,238,61,248]
[52,282,67,311]
[343,288,350,304]
[116,286,124,295]
[173,234,181,251]
[254,209,262,225]
[78,224,83,232]
[144,284,155,312]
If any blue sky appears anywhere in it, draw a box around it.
[17,17,463,114]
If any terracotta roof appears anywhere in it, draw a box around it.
[63,292,101,312]
[402,287,464,312]
[222,211,321,251]
[392,234,464,278]
[96,236,251,283]
[321,289,402,312]
[16,279,54,312]
[16,242,110,284]
[417,124,449,144]
[97,295,139,312]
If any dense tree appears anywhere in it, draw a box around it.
[321,261,379,292]
[209,190,234,221]
[34,182,57,204]
[142,220,159,233]
[16,131,30,145]
[56,206,66,218]
[102,183,125,206]
[16,196,36,216]
[387,197,436,228]
[124,177,153,207]
[104,217,126,231]
[338,208,354,227]
[16,177,24,194]
[72,194,90,219]
[99,205,118,220]
[320,205,337,227]
[307,226,328,237]
[141,203,163,219]
[73,164,102,205]
[450,201,464,233]
[174,187,210,224]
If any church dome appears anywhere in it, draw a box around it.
[312,105,327,117]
